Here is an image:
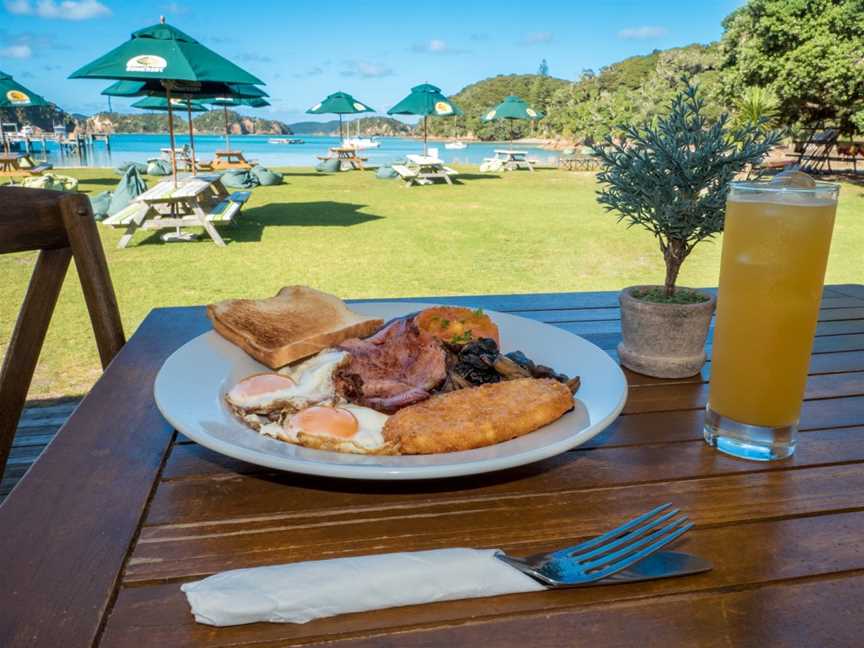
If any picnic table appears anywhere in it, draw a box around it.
[0,152,51,178]
[2,284,864,647]
[211,150,254,170]
[393,154,459,186]
[493,149,534,171]
[101,174,250,248]
[318,146,367,170]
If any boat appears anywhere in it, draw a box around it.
[344,137,380,150]
[268,138,304,144]
[445,141,468,150]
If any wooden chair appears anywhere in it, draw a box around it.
[0,187,125,476]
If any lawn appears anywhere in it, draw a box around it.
[2,166,863,400]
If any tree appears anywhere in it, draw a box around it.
[733,86,778,130]
[594,84,781,297]
[538,59,549,76]
[720,0,864,135]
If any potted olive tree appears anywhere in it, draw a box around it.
[594,84,780,378]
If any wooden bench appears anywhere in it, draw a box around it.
[101,202,150,228]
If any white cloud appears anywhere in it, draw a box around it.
[411,39,468,55]
[341,60,393,78]
[4,0,111,20]
[4,0,31,14]
[0,43,32,58]
[618,26,668,40]
[519,31,554,46]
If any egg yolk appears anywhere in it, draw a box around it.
[231,373,295,399]
[291,407,358,439]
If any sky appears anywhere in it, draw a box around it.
[1,0,743,124]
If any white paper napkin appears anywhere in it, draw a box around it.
[181,548,545,626]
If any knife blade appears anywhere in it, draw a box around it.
[595,551,712,585]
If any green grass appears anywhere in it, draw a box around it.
[2,167,863,399]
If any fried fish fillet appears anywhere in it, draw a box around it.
[383,378,574,454]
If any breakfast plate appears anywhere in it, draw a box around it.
[154,302,627,480]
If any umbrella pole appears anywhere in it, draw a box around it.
[224,105,231,151]
[424,116,428,156]
[165,86,178,187]
[339,114,343,145]
[187,100,197,174]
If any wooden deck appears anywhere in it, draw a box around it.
[1,398,80,502]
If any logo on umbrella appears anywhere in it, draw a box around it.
[435,101,453,115]
[526,108,538,117]
[6,90,30,104]
[126,54,168,73]
[353,102,367,111]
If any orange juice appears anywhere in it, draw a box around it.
[706,175,838,460]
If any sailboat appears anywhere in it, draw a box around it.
[444,122,468,149]
[344,118,380,149]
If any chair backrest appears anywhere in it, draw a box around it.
[0,187,125,476]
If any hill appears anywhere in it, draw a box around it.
[191,110,291,135]
[79,110,292,135]
[425,73,570,140]
[289,116,411,136]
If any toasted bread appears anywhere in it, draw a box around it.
[207,286,383,368]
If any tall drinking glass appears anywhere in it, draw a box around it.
[705,172,839,461]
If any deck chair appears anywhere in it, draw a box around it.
[0,187,125,476]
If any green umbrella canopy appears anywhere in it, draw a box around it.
[101,79,267,99]
[69,20,264,85]
[387,84,462,117]
[132,96,208,112]
[0,70,50,108]
[208,96,270,108]
[482,95,543,121]
[307,92,374,115]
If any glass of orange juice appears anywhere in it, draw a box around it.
[705,171,839,460]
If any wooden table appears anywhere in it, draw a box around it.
[211,150,253,170]
[400,154,458,186]
[113,175,231,248]
[320,147,367,170]
[2,285,864,647]
[494,149,534,171]
[0,152,49,178]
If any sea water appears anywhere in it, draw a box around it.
[31,134,561,168]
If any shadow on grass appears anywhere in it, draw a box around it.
[456,173,502,182]
[80,176,119,187]
[134,201,384,246]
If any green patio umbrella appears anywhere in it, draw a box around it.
[132,96,208,172]
[102,80,268,99]
[0,70,51,154]
[306,91,375,144]
[207,96,270,151]
[388,83,462,155]
[482,95,544,144]
[71,17,264,183]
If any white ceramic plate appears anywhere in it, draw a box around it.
[154,303,627,480]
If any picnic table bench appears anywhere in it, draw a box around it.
[318,147,368,170]
[209,150,255,170]
[3,284,863,647]
[393,154,458,186]
[101,174,249,248]
[0,152,52,179]
[492,149,535,171]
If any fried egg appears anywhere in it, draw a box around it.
[226,350,348,414]
[226,350,394,454]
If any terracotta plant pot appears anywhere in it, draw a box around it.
[618,286,716,379]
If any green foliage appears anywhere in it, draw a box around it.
[423,74,569,140]
[289,117,411,136]
[0,104,75,133]
[720,0,864,136]
[733,86,779,130]
[545,44,724,143]
[594,83,781,295]
[191,110,291,135]
[95,111,188,133]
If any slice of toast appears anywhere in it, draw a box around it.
[207,286,383,368]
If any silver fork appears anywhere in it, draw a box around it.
[497,503,694,587]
